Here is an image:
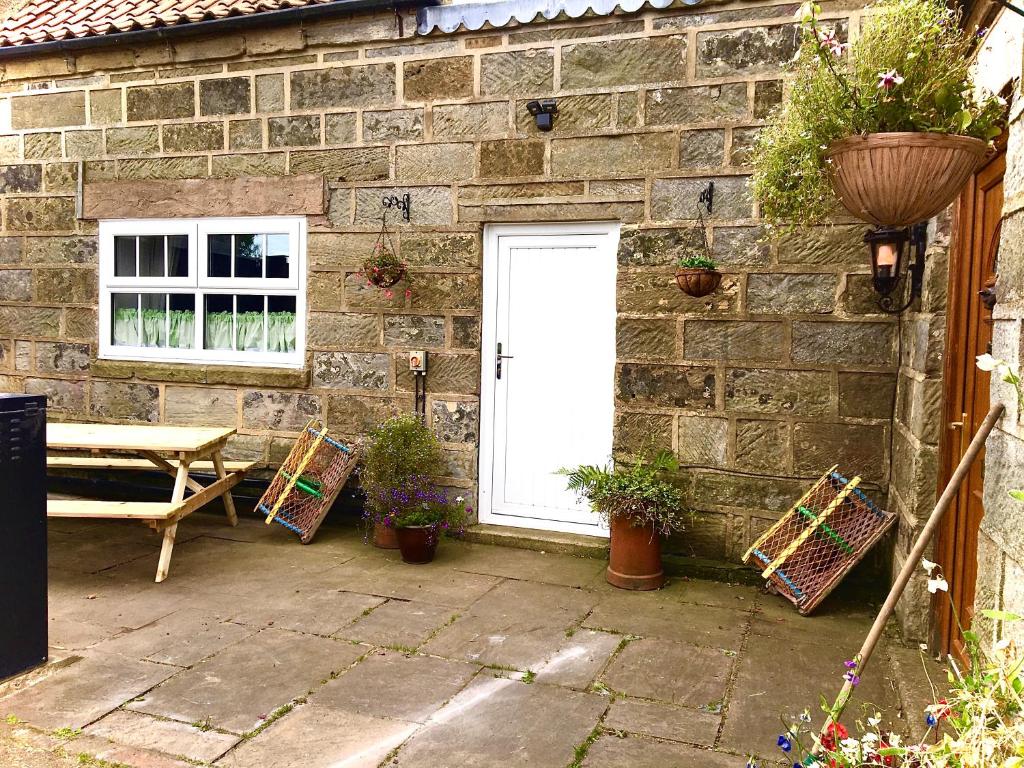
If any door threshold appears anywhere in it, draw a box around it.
[462,523,609,560]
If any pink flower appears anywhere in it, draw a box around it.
[405,289,412,298]
[817,28,846,57]
[384,289,393,299]
[877,69,904,90]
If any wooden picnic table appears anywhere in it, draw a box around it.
[46,423,254,582]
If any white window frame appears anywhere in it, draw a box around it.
[98,216,306,368]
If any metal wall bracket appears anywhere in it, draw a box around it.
[382,193,411,222]
[698,181,714,215]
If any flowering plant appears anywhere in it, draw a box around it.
[752,0,1005,229]
[364,475,468,537]
[361,414,443,528]
[976,354,1023,414]
[361,237,410,299]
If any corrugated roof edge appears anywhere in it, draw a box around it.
[0,0,435,59]
[416,0,704,34]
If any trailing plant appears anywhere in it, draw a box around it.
[365,475,468,541]
[560,450,687,535]
[752,0,1005,229]
[678,254,718,271]
[361,414,442,526]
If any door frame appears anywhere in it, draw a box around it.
[478,221,620,536]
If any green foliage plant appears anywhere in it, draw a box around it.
[560,450,687,535]
[752,0,1005,230]
[677,254,718,271]
[361,414,442,525]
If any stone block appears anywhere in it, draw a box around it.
[0,269,31,301]
[305,14,399,46]
[646,83,749,126]
[397,143,474,182]
[754,80,784,119]
[791,321,896,366]
[308,312,380,347]
[725,368,832,415]
[34,342,89,374]
[460,200,644,223]
[0,164,42,193]
[459,180,583,202]
[11,92,86,129]
[452,315,480,348]
[398,352,478,394]
[200,77,251,116]
[697,24,801,77]
[838,371,896,419]
[162,122,225,152]
[242,390,322,431]
[325,112,358,145]
[617,269,738,315]
[777,225,864,265]
[0,237,22,264]
[256,73,285,113]
[839,273,884,315]
[480,49,554,95]
[617,227,705,267]
[7,197,77,232]
[409,273,481,309]
[105,126,159,156]
[515,94,613,136]
[684,320,784,362]
[403,57,473,101]
[551,133,675,178]
[434,102,509,140]
[126,83,195,121]
[355,186,453,227]
[292,147,391,181]
[680,129,725,169]
[164,386,237,427]
[89,89,123,125]
[308,233,375,270]
[735,419,789,471]
[91,381,159,421]
[730,127,761,167]
[290,65,396,109]
[23,132,62,160]
[712,226,770,267]
[269,115,321,147]
[25,377,85,412]
[65,130,104,158]
[617,317,676,359]
[652,176,752,221]
[614,411,673,454]
[431,399,479,443]
[246,25,306,55]
[383,315,445,347]
[794,422,888,483]
[44,162,79,193]
[617,363,715,408]
[342,272,406,309]
[173,33,245,62]
[65,307,97,339]
[34,267,95,302]
[677,415,728,466]
[747,273,837,314]
[313,351,390,389]
[561,36,686,89]
[362,109,422,142]
[325,393,411,436]
[479,139,545,178]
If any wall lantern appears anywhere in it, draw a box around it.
[864,222,928,313]
[526,99,558,131]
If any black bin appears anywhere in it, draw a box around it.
[0,394,47,679]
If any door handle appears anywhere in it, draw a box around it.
[496,342,514,380]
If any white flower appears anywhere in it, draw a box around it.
[455,496,465,504]
[877,70,905,90]
[867,714,882,728]
[927,577,949,593]
[922,558,938,575]
[976,353,1000,371]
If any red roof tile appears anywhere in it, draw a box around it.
[0,0,340,48]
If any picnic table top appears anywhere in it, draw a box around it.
[47,423,235,454]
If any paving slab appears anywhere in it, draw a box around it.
[69,733,197,768]
[216,703,416,768]
[604,697,721,746]
[90,608,255,666]
[463,578,599,622]
[336,599,459,648]
[127,628,366,734]
[86,709,240,763]
[534,629,622,690]
[585,592,750,650]
[1,652,177,730]
[581,734,742,768]
[226,588,384,636]
[601,638,733,708]
[659,577,761,610]
[47,616,119,651]
[0,721,79,768]
[445,541,606,587]
[48,572,186,631]
[384,676,607,767]
[421,611,572,670]
[313,649,478,722]
[751,591,878,640]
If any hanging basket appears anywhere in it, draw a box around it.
[362,260,406,289]
[824,132,987,227]
[675,267,722,298]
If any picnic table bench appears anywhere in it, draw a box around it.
[46,423,254,582]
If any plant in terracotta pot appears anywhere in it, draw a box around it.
[383,476,468,564]
[752,0,1005,231]
[361,414,442,550]
[675,254,722,298]
[561,450,687,591]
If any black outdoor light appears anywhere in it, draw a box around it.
[526,99,558,131]
[864,221,928,313]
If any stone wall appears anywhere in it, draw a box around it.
[0,0,902,561]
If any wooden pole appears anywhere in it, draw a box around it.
[816,401,1005,747]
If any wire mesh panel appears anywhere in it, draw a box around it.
[743,466,896,615]
[256,420,359,544]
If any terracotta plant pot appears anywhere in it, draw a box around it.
[395,525,438,564]
[606,515,665,591]
[372,522,400,550]
[824,132,987,227]
[675,267,722,298]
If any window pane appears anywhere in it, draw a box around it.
[169,294,195,349]
[266,234,290,279]
[168,235,188,278]
[140,294,167,347]
[268,295,297,353]
[236,294,265,352]
[111,293,139,345]
[139,236,165,277]
[114,237,136,277]
[208,234,231,278]
[204,294,233,350]
[234,235,262,278]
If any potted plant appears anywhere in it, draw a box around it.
[383,476,467,564]
[752,0,1004,230]
[675,254,722,298]
[362,239,408,295]
[561,450,687,591]
[361,414,443,549]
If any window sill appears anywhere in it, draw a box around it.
[91,358,310,389]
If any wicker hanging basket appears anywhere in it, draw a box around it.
[824,132,987,228]
[675,267,722,298]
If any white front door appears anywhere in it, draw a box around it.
[479,223,619,536]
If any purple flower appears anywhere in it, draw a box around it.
[843,659,857,669]
[843,671,860,686]
[777,735,792,752]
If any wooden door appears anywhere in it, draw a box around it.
[934,147,1004,658]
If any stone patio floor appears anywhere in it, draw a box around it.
[0,513,931,767]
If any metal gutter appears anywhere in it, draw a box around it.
[0,0,436,61]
